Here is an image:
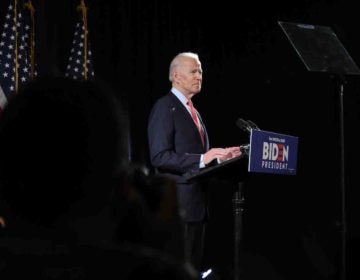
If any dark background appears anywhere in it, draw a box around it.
[2,0,360,279]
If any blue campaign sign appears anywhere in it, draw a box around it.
[248,130,298,175]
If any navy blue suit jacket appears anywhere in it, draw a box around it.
[147,92,209,222]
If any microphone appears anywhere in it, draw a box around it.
[235,118,252,133]
[247,120,260,130]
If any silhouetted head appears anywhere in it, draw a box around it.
[0,76,127,226]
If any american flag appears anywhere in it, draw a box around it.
[0,0,34,112]
[65,0,94,80]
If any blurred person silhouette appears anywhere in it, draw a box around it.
[0,76,198,280]
[147,52,241,273]
[0,76,126,233]
[112,163,186,260]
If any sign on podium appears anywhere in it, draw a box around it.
[248,129,298,175]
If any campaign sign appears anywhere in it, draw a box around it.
[248,130,298,175]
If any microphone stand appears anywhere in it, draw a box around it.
[232,181,245,280]
[232,120,254,280]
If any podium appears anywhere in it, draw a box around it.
[185,129,298,280]
[279,21,360,280]
[185,154,249,280]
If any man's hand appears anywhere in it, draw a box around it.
[203,147,242,165]
[223,146,242,160]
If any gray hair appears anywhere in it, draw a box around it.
[169,52,200,82]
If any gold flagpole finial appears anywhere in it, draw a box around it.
[77,0,87,13]
[0,216,6,228]
[24,0,35,13]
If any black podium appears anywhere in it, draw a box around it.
[185,154,249,280]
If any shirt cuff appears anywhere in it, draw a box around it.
[200,154,205,168]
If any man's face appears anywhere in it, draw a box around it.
[175,57,203,97]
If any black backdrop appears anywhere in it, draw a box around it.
[1,0,360,279]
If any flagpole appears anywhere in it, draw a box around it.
[24,0,35,79]
[78,0,88,80]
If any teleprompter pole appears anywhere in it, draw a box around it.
[336,75,347,280]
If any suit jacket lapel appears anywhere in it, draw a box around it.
[168,93,199,132]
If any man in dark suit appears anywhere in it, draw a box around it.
[147,52,241,272]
